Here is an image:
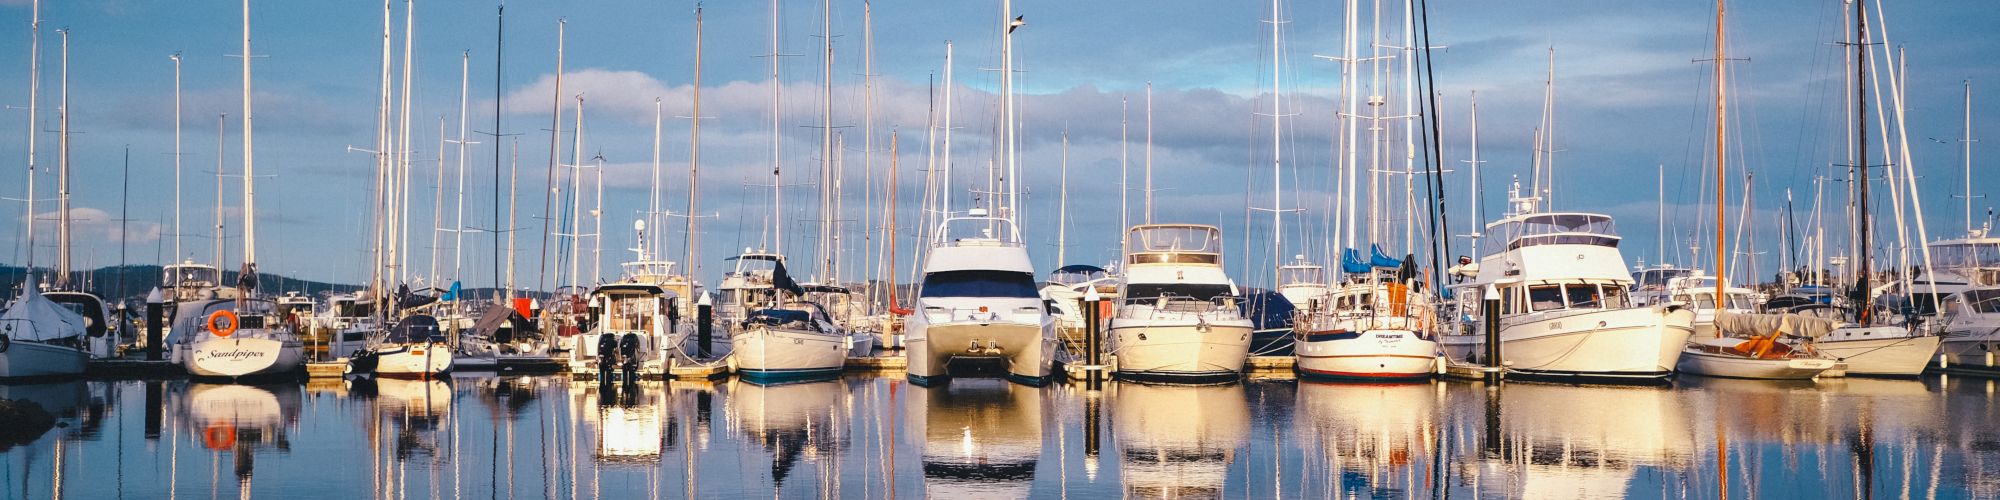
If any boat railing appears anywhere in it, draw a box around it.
[919,304,1041,324]
[1112,296,1244,321]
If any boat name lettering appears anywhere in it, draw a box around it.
[199,348,268,361]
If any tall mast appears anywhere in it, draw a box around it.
[1964,79,1976,236]
[492,3,504,298]
[1058,129,1068,264]
[1854,0,1871,324]
[1401,0,1418,255]
[172,52,183,265]
[215,114,225,270]
[1713,0,1728,326]
[820,0,834,278]
[371,0,392,295]
[863,1,875,290]
[431,117,446,282]
[453,51,471,284]
[393,0,416,287]
[649,97,662,262]
[1466,92,1481,257]
[1145,82,1154,224]
[21,0,39,271]
[1002,0,1021,224]
[684,6,703,281]
[568,95,584,290]
[769,0,783,255]
[536,19,564,294]
[1340,0,1358,256]
[1120,97,1128,232]
[942,42,953,217]
[1268,0,1284,285]
[56,28,69,285]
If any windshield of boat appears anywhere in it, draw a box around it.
[1484,214,1619,255]
[603,293,662,331]
[921,270,1039,299]
[1961,289,2000,314]
[163,265,220,288]
[1127,226,1223,254]
[1930,242,2000,269]
[1123,283,1235,302]
[1524,282,1627,312]
[1280,265,1325,286]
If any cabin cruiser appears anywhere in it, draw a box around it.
[571,280,682,381]
[1443,190,1694,381]
[1107,224,1254,382]
[0,276,91,378]
[1040,264,1118,356]
[1938,286,2000,373]
[905,211,1056,386]
[1291,249,1438,380]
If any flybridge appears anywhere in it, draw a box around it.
[1481,213,1621,255]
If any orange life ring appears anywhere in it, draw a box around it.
[203,425,237,450]
[206,310,240,338]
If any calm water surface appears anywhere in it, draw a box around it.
[2,372,1997,499]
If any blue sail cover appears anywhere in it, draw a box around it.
[1370,245,1403,269]
[1341,248,1369,274]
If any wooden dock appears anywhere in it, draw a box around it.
[670,362,730,380]
[306,361,346,378]
[845,355,906,372]
[1244,355,1295,372]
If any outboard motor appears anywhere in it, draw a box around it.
[595,333,620,382]
[619,333,642,383]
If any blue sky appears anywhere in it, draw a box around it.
[3,0,1998,292]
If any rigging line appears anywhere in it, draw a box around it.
[1417,0,1448,292]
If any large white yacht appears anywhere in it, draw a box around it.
[1107,224,1254,382]
[1443,188,1694,381]
[905,211,1055,385]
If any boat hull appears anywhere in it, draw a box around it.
[730,326,848,382]
[1294,329,1437,380]
[1939,333,2000,373]
[374,342,454,378]
[186,338,305,378]
[1815,333,1941,377]
[1110,322,1252,382]
[1442,307,1694,381]
[0,341,88,379]
[1675,349,1835,380]
[906,321,1052,385]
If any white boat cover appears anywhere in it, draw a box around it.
[1712,310,1840,340]
[1,276,89,342]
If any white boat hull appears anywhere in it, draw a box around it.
[905,321,1053,384]
[1294,329,1437,379]
[730,326,848,380]
[1110,322,1252,381]
[1815,334,1941,377]
[1675,348,1836,380]
[1443,307,1694,380]
[186,338,305,378]
[374,342,454,377]
[0,341,88,379]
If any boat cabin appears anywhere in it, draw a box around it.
[1125,224,1224,266]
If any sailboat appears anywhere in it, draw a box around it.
[727,0,858,382]
[1,5,92,379]
[904,1,1056,386]
[176,0,306,379]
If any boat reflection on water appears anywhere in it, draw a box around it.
[570,379,667,465]
[911,378,1041,497]
[180,383,303,485]
[1294,381,1434,497]
[729,376,848,493]
[1111,382,1249,498]
[1444,382,1693,499]
[365,378,452,462]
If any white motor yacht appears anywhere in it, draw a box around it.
[1107,224,1254,382]
[905,211,1055,386]
[1443,190,1695,381]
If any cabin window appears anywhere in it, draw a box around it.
[1500,287,1519,315]
[605,295,655,331]
[921,270,1039,299]
[1124,283,1235,302]
[1564,284,1603,309]
[1527,285,1565,311]
[1693,295,1716,310]
[1601,286,1629,308]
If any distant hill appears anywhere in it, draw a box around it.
[0,264,364,304]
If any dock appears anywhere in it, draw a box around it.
[306,361,346,378]
[669,363,730,380]
[845,355,907,372]
[1244,355,1294,372]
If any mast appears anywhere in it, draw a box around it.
[863,1,876,293]
[649,97,662,262]
[819,0,833,277]
[453,51,471,285]
[431,117,446,282]
[1058,129,1068,264]
[1713,0,1728,324]
[1964,79,1976,235]
[537,19,565,293]
[172,52,183,265]
[56,28,69,286]
[393,0,415,288]
[493,3,504,298]
[1340,0,1358,256]
[685,6,703,282]
[240,0,259,278]
[1855,0,1871,324]
[1002,0,1021,224]
[1466,92,1482,256]
[769,0,783,255]
[1145,82,1153,224]
[942,42,953,218]
[215,114,225,270]
[568,95,584,290]
[1269,0,1283,286]
[372,0,392,296]
[21,0,39,271]
[1120,97,1128,232]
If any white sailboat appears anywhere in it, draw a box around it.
[356,313,454,377]
[178,0,305,379]
[2,4,92,379]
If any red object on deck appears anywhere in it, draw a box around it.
[513,298,534,318]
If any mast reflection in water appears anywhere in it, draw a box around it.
[1,373,1996,498]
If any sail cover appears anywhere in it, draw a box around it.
[0,276,88,342]
[1712,310,1840,340]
